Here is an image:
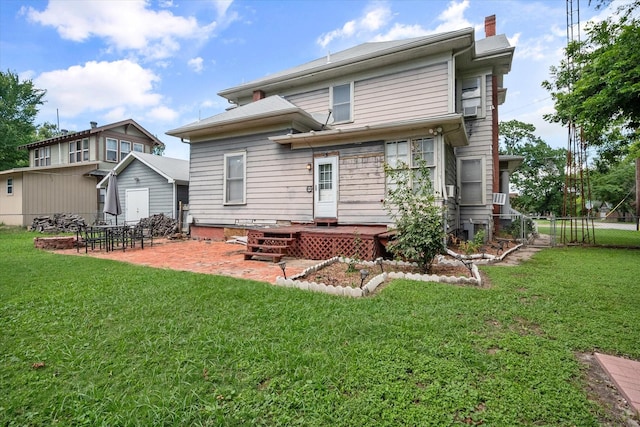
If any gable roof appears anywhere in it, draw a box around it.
[18,119,164,150]
[219,28,475,103]
[96,152,189,188]
[166,95,324,142]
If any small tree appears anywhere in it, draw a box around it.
[383,158,445,273]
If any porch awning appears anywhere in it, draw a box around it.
[269,114,469,149]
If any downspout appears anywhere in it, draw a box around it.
[449,44,472,237]
[492,75,500,237]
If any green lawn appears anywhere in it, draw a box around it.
[535,219,640,247]
[1,228,639,426]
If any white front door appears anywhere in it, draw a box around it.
[314,156,338,219]
[126,188,149,223]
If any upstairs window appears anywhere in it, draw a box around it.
[461,76,482,118]
[69,138,89,163]
[224,151,246,205]
[120,141,131,161]
[106,138,118,162]
[133,143,144,152]
[7,178,13,195]
[331,82,353,122]
[34,147,51,166]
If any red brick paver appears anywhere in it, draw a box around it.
[61,238,318,283]
[595,352,640,417]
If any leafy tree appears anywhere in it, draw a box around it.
[499,120,566,215]
[0,70,46,170]
[590,160,636,217]
[383,157,445,273]
[33,122,60,140]
[542,2,640,158]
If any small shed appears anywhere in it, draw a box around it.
[97,152,189,224]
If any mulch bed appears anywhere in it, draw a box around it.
[304,258,473,288]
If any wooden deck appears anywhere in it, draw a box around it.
[243,225,393,261]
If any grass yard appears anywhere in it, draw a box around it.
[1,228,639,426]
[535,219,640,247]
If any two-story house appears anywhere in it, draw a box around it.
[0,119,163,227]
[167,16,515,252]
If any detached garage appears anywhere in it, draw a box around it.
[97,152,189,224]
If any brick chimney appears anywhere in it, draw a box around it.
[253,90,266,101]
[485,15,496,37]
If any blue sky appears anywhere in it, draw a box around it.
[0,0,615,160]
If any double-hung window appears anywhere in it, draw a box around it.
[385,137,436,192]
[224,151,246,205]
[120,141,131,161]
[331,82,353,123]
[458,157,485,205]
[461,76,483,118]
[69,138,89,163]
[34,147,50,166]
[106,138,118,162]
[7,178,13,195]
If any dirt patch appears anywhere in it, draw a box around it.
[577,352,640,427]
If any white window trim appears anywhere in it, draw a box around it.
[330,82,354,124]
[34,147,51,167]
[120,140,131,161]
[223,151,247,205]
[457,156,486,206]
[385,137,440,195]
[106,138,118,162]
[133,142,144,152]
[458,74,487,119]
[69,139,89,163]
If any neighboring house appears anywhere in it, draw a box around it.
[96,152,189,224]
[0,119,163,227]
[167,16,516,242]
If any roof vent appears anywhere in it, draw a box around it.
[90,121,98,128]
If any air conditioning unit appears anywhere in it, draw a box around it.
[492,192,507,205]
[463,105,478,117]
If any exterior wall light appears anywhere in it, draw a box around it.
[306,163,312,171]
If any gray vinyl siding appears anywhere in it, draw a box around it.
[353,63,449,126]
[286,88,329,114]
[456,74,495,224]
[444,143,458,233]
[337,142,388,224]
[117,160,175,221]
[189,131,316,225]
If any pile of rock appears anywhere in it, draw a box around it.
[30,213,87,233]
[137,214,179,237]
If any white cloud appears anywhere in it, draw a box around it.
[34,60,164,117]
[147,105,179,122]
[25,1,218,60]
[319,0,474,47]
[317,1,392,48]
[188,57,204,73]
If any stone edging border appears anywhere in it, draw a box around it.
[275,255,484,298]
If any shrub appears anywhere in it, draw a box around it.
[383,158,445,273]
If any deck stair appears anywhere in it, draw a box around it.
[243,231,297,262]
